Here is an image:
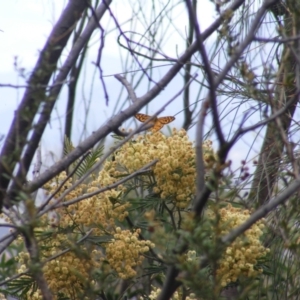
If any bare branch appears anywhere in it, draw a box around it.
[195,99,210,198]
[0,231,18,255]
[182,0,196,131]
[23,229,53,299]
[114,75,138,103]
[38,150,91,213]
[37,122,157,217]
[0,0,90,208]
[87,2,110,105]
[5,0,113,207]
[157,266,181,300]
[254,34,300,43]
[225,91,299,154]
[215,0,278,88]
[54,160,158,209]
[185,0,225,145]
[222,177,300,245]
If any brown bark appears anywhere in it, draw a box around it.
[250,11,299,205]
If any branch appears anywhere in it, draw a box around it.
[87,2,110,105]
[222,177,300,245]
[25,0,246,197]
[38,150,91,213]
[114,74,138,103]
[254,34,300,43]
[223,90,299,158]
[48,160,158,210]
[0,231,18,255]
[158,1,250,298]
[193,0,279,216]
[0,80,72,89]
[185,0,225,145]
[0,0,89,208]
[37,120,157,217]
[157,266,181,300]
[215,0,278,88]
[195,99,210,198]
[23,228,53,299]
[4,0,113,207]
[102,1,155,85]
[182,0,196,130]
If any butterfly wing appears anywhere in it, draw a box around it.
[135,113,151,122]
[157,116,175,124]
[135,114,175,132]
[151,121,164,132]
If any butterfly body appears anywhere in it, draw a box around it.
[135,113,175,132]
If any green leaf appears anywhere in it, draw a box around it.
[75,144,104,178]
[63,135,104,179]
[4,276,35,299]
[110,134,124,140]
[63,135,75,157]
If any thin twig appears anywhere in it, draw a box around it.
[225,91,299,153]
[185,0,225,145]
[101,0,154,84]
[37,120,158,217]
[87,2,109,105]
[0,80,72,89]
[222,177,300,245]
[195,99,210,201]
[0,231,18,255]
[37,61,192,202]
[0,0,91,209]
[53,160,158,209]
[254,34,300,43]
[38,151,91,213]
[26,0,246,196]
[4,0,113,207]
[114,75,138,103]
[215,0,277,88]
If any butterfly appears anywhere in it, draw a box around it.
[135,113,175,132]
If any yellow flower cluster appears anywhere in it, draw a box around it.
[212,204,269,287]
[44,171,130,235]
[202,140,217,169]
[43,171,85,201]
[143,286,197,300]
[109,129,215,208]
[15,250,30,268]
[15,233,102,300]
[13,167,154,298]
[105,227,155,279]
[42,250,100,297]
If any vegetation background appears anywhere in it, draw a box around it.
[0,0,299,299]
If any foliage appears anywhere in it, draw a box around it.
[2,131,269,299]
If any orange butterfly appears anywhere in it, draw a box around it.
[135,113,175,132]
